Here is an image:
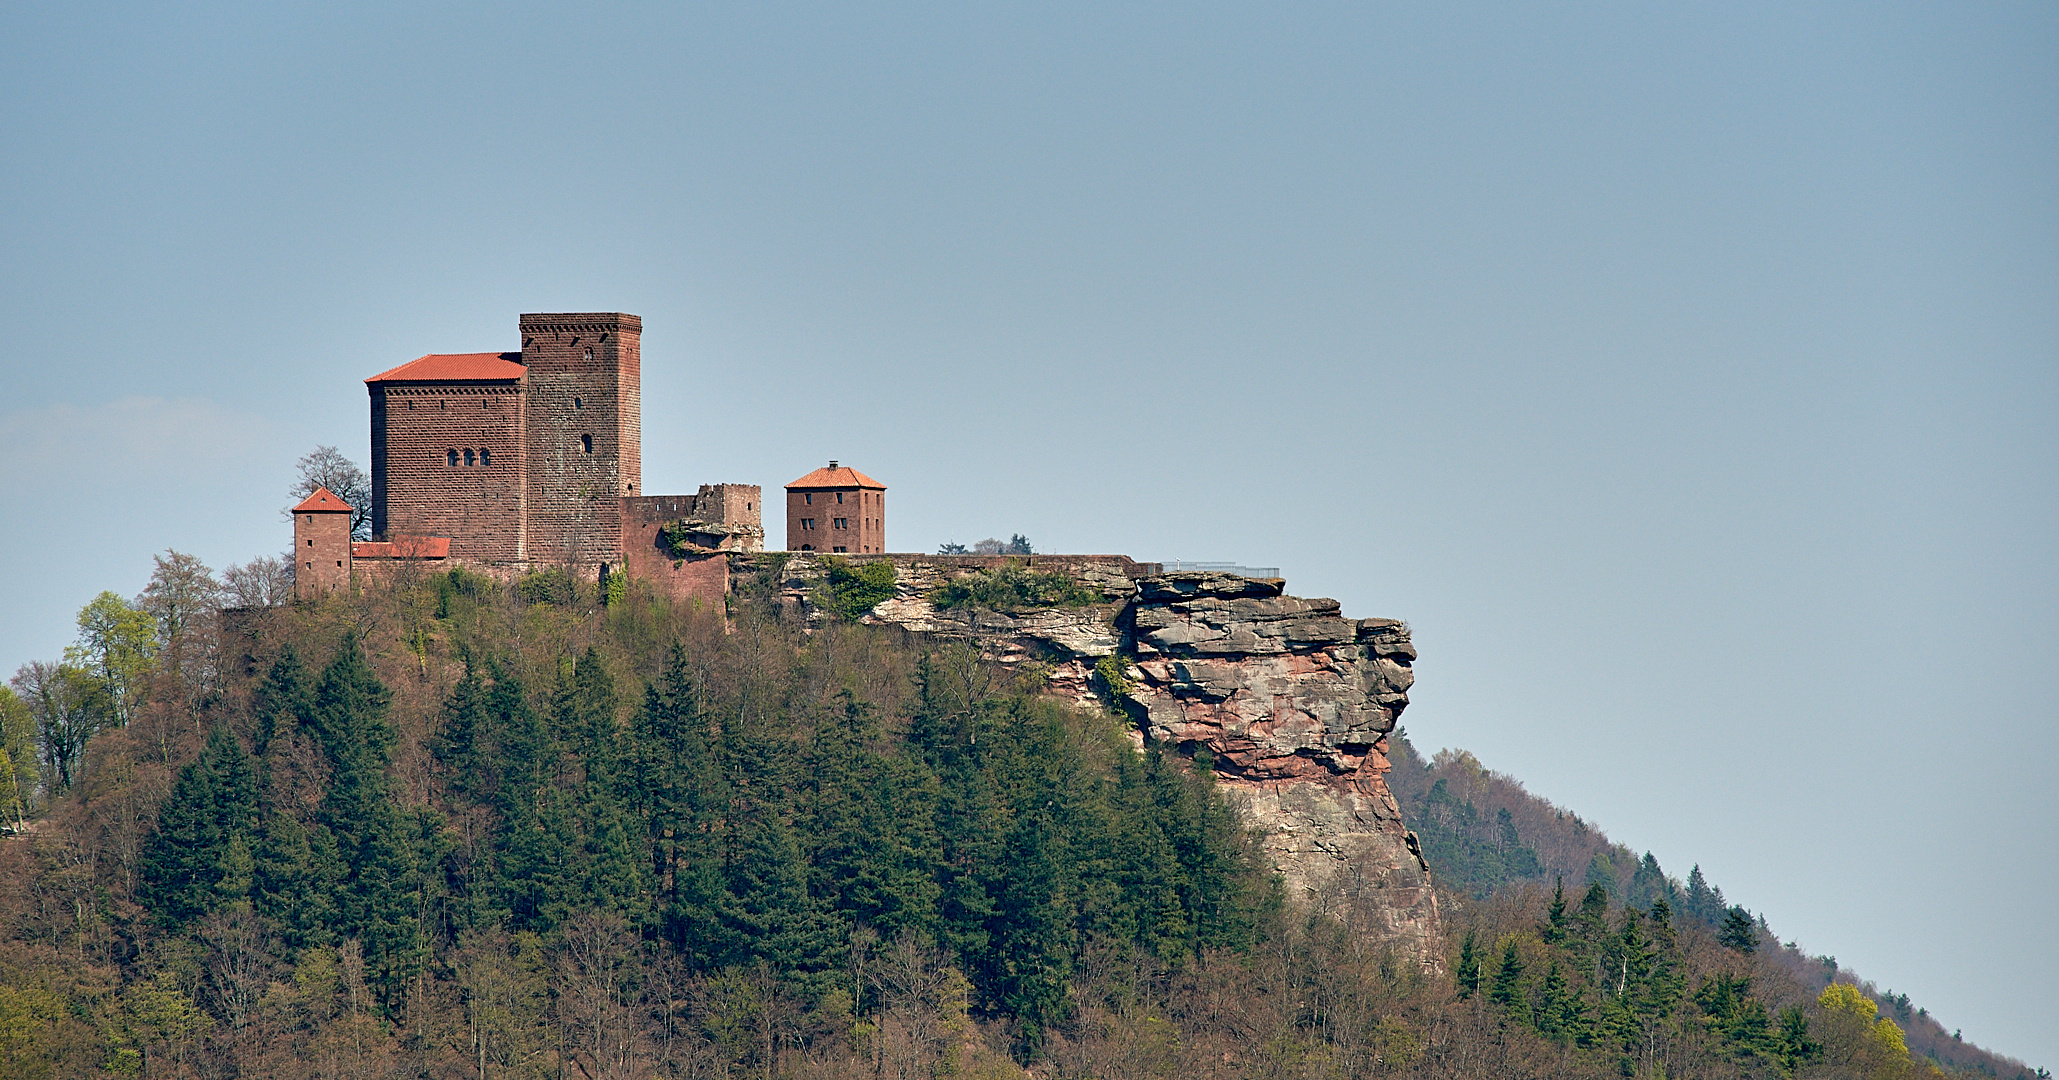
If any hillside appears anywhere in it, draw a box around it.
[0,553,2043,1079]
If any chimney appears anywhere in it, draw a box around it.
[829,460,838,469]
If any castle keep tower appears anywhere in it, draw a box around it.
[349,310,753,601]
[365,351,528,560]
[292,486,354,599]
[785,461,885,553]
[519,312,641,564]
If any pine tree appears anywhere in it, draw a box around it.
[138,724,259,926]
[1719,906,1759,954]
[1684,863,1726,927]
[1490,938,1526,1010]
[1533,961,1578,1038]
[1455,930,1482,998]
[1542,875,1570,944]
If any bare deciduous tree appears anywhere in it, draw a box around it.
[292,444,374,540]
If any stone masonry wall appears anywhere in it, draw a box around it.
[293,507,353,599]
[520,312,641,564]
[368,380,527,561]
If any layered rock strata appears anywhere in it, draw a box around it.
[756,555,1441,968]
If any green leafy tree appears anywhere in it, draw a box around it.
[0,687,36,824]
[65,591,157,725]
[9,661,110,794]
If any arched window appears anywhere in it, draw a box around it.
[574,397,582,409]
[464,449,476,466]
[584,348,593,362]
[448,449,459,467]
[581,434,593,454]
[479,448,490,467]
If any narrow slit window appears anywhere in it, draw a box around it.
[464,449,476,466]
[581,434,593,453]
[479,448,490,466]
[448,449,459,467]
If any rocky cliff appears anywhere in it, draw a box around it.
[754,553,1443,969]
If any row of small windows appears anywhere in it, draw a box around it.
[799,517,874,532]
[800,491,878,506]
[442,437,594,466]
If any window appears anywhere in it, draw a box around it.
[832,546,847,553]
[801,544,814,551]
[833,517,848,529]
[307,538,314,547]
[584,348,593,361]
[581,434,593,453]
[837,492,843,503]
[448,449,459,467]
[479,448,490,466]
[464,449,476,466]
[574,397,582,408]
[802,518,814,530]
[805,493,812,505]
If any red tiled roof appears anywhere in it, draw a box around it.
[292,487,354,513]
[365,352,525,383]
[351,536,451,559]
[786,464,884,489]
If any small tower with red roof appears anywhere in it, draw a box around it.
[292,487,355,599]
[785,461,885,553]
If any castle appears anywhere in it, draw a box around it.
[293,311,884,600]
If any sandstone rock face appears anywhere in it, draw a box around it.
[757,557,1442,968]
[1121,573,1440,968]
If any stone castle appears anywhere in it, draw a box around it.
[289,311,1440,960]
[293,311,883,601]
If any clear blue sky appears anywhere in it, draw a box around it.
[3,1,2052,1066]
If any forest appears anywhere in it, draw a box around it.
[0,550,2044,1080]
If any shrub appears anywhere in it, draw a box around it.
[823,558,898,620]
[929,566,1095,613]
[517,568,578,606]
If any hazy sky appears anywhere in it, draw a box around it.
[3,1,2052,1066]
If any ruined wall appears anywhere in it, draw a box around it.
[761,556,1442,967]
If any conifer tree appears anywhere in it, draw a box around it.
[631,646,727,955]
[1490,938,1526,1010]
[1719,905,1759,954]
[1455,930,1482,998]
[1542,875,1570,944]
[138,724,259,926]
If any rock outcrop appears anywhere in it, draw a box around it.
[757,554,1442,969]
[1119,572,1439,966]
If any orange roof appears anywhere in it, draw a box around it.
[292,487,354,513]
[786,463,884,489]
[365,352,525,383]
[352,536,451,559]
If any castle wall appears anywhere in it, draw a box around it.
[368,381,527,561]
[520,313,640,565]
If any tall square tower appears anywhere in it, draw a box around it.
[519,312,642,564]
